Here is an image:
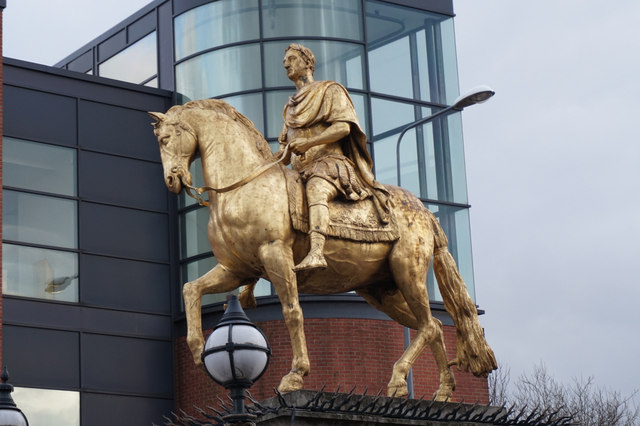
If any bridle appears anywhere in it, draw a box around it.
[179,144,291,206]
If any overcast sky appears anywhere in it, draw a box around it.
[4,0,640,401]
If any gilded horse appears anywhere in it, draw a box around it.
[149,99,496,401]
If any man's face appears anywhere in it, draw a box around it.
[283,50,309,81]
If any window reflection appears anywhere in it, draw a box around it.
[174,0,259,61]
[176,44,261,101]
[262,0,362,41]
[263,41,364,90]
[3,244,78,302]
[3,190,77,249]
[220,93,264,135]
[99,32,157,84]
[3,138,76,196]
[426,204,475,302]
[13,387,80,426]
[366,1,458,104]
[179,206,211,259]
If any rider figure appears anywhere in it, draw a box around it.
[277,44,391,272]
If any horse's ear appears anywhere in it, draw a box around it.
[148,111,167,126]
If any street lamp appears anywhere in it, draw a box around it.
[202,295,271,425]
[0,367,29,426]
[396,85,495,187]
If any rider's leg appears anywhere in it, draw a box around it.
[293,178,335,272]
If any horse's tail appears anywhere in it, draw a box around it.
[430,213,498,377]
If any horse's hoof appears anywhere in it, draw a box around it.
[433,385,453,402]
[277,371,304,393]
[387,381,409,398]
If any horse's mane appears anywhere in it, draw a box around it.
[170,99,273,161]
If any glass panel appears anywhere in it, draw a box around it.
[349,92,369,140]
[366,1,459,104]
[179,206,211,259]
[144,77,158,88]
[220,92,265,135]
[3,138,76,196]
[426,204,475,302]
[3,244,78,302]
[264,40,365,90]
[372,130,419,195]
[262,0,362,41]
[446,112,468,204]
[368,36,413,99]
[174,0,259,61]
[3,190,77,249]
[176,43,261,101]
[13,387,79,425]
[264,90,291,139]
[98,32,157,84]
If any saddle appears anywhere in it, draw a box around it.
[285,172,399,243]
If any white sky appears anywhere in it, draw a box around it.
[3,0,640,402]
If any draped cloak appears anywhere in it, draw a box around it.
[282,80,391,224]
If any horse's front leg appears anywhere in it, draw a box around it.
[258,241,309,393]
[183,264,247,367]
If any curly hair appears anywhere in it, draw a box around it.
[285,43,315,73]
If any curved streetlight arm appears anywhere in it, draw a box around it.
[395,105,459,188]
[395,86,494,188]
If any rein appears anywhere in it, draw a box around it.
[181,144,290,206]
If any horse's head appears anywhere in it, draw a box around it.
[149,110,197,194]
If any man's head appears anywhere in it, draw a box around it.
[284,44,315,82]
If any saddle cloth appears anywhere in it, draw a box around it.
[285,172,399,243]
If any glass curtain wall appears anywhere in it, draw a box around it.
[173,0,475,306]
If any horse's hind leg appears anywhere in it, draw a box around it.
[386,248,455,401]
[183,264,254,367]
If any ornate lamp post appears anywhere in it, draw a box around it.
[396,85,495,187]
[0,367,29,426]
[201,295,271,425]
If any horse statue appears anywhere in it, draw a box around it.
[149,99,496,401]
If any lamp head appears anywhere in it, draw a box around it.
[201,296,271,389]
[453,85,495,109]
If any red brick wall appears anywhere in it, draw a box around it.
[174,318,489,413]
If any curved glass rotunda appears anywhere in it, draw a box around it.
[173,0,474,306]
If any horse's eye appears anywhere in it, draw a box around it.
[175,129,182,136]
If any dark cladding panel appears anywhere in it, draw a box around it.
[78,151,167,211]
[78,100,160,161]
[98,29,126,62]
[128,10,157,42]
[79,202,169,262]
[82,393,172,426]
[3,326,80,388]
[67,49,93,74]
[81,254,171,314]
[82,334,172,396]
[4,86,76,146]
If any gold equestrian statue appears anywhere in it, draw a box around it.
[149,44,496,401]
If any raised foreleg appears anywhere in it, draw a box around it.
[258,240,309,393]
[183,264,252,366]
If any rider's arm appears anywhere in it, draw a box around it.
[289,121,350,155]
